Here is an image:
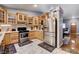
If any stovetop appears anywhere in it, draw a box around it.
[19,30,29,33]
[17,27,29,33]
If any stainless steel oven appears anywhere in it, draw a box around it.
[17,27,29,43]
[20,32,28,38]
[19,32,29,43]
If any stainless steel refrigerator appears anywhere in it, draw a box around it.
[44,16,57,47]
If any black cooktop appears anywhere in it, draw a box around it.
[17,27,29,33]
[19,30,29,33]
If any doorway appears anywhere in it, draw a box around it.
[61,22,79,54]
[70,22,77,39]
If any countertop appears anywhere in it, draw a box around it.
[29,30,43,32]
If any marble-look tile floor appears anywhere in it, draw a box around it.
[14,39,70,54]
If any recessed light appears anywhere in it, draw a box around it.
[71,40,75,43]
[71,47,75,50]
[71,16,76,19]
[33,4,38,7]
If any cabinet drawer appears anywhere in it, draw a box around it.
[12,32,18,35]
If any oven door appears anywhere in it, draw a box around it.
[20,32,28,38]
[19,32,28,43]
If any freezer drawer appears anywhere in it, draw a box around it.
[44,36,55,47]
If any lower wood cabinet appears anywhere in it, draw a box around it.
[11,32,19,44]
[29,31,35,39]
[29,31,43,40]
[2,33,11,46]
[1,32,19,46]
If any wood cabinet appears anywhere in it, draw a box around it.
[28,17,33,27]
[16,13,27,24]
[33,17,39,26]
[38,16,44,30]
[11,32,19,44]
[17,13,23,21]
[0,7,7,24]
[29,31,35,39]
[24,15,27,21]
[32,17,39,30]
[29,31,43,40]
[1,32,19,46]
[35,31,43,40]
[2,33,11,46]
[7,13,16,24]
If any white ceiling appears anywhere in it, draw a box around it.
[1,4,58,13]
[1,4,79,19]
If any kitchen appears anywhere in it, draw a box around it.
[0,4,63,54]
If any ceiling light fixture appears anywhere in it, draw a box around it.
[33,4,38,7]
[71,22,76,25]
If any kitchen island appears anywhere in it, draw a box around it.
[0,31,19,46]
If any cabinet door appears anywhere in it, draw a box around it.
[33,17,38,25]
[24,15,28,25]
[0,7,6,24]
[24,15,27,21]
[19,14,23,21]
[7,13,16,24]
[35,32,43,40]
[11,32,19,44]
[29,32,35,39]
[29,31,43,40]
[28,17,33,25]
[3,33,11,45]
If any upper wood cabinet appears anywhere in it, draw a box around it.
[16,13,27,24]
[32,17,39,30]
[0,7,7,24]
[28,17,33,26]
[33,17,39,26]
[7,13,16,24]
[24,15,27,21]
[16,13,23,21]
